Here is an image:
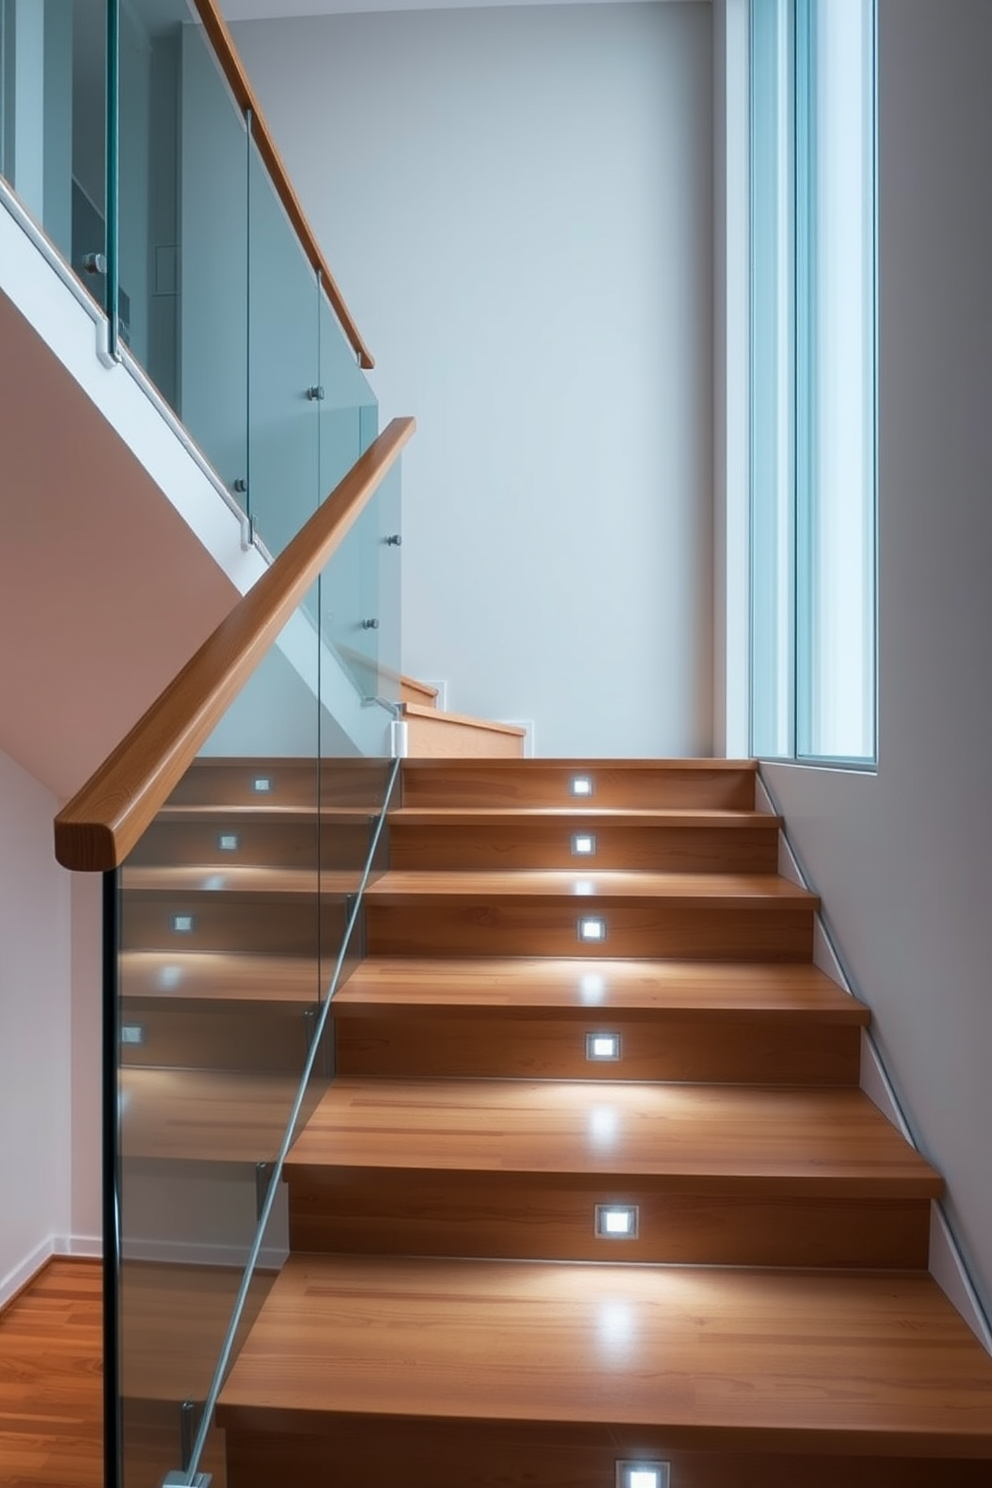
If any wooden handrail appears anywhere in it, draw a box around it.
[54,418,415,873]
[190,0,375,371]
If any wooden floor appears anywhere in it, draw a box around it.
[0,1259,102,1488]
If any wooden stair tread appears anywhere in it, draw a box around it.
[122,864,361,896]
[366,869,817,903]
[287,1077,939,1192]
[403,758,758,772]
[121,1261,276,1404]
[391,806,780,827]
[400,675,440,707]
[216,1253,992,1454]
[152,804,374,822]
[120,1067,301,1163]
[121,951,324,1005]
[402,703,525,736]
[333,957,865,1018]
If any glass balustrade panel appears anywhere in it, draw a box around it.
[109,430,407,1486]
[248,135,320,557]
[0,0,107,308]
[114,594,328,1488]
[116,0,250,501]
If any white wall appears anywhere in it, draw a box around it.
[233,2,715,757]
[0,747,72,1303]
[763,0,992,1323]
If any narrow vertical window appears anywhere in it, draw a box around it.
[750,0,877,766]
[795,0,877,761]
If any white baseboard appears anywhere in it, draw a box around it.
[758,765,992,1359]
[930,1203,992,1356]
[500,720,535,757]
[0,1236,57,1310]
[65,1233,103,1259]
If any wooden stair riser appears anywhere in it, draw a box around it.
[287,1168,931,1269]
[128,816,373,871]
[401,675,440,708]
[167,758,392,810]
[389,820,780,873]
[226,1422,992,1488]
[333,1006,862,1084]
[401,762,757,811]
[120,999,319,1075]
[121,892,349,958]
[404,710,525,759]
[366,899,815,961]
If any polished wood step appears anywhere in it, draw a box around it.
[389,808,780,872]
[365,871,817,961]
[400,674,439,708]
[121,951,325,1006]
[400,758,757,810]
[333,957,865,1084]
[403,703,526,759]
[120,865,353,957]
[217,1253,992,1485]
[120,1067,306,1163]
[168,757,393,809]
[120,951,327,1072]
[286,1078,937,1266]
[128,805,374,870]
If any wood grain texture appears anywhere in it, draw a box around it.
[167,757,392,809]
[401,759,758,809]
[0,1259,102,1488]
[389,810,780,872]
[403,705,526,758]
[189,0,373,366]
[217,1254,992,1457]
[127,812,373,870]
[333,1006,862,1083]
[333,957,867,1015]
[227,1420,992,1488]
[289,1170,931,1268]
[366,894,817,961]
[400,675,439,707]
[288,1078,941,1191]
[54,420,413,871]
[121,950,326,1006]
[120,1068,305,1162]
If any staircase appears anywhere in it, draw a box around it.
[400,675,527,757]
[123,756,992,1488]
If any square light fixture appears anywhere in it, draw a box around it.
[570,775,594,798]
[571,832,597,857]
[251,775,273,794]
[120,1025,144,1046]
[616,1464,670,1488]
[218,833,240,852]
[578,916,607,943]
[172,914,194,934]
[586,1032,622,1062]
[596,1204,639,1239]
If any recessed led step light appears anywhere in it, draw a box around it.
[616,1463,670,1488]
[578,916,607,943]
[218,833,240,852]
[595,1204,639,1239]
[571,832,597,856]
[569,775,594,797]
[251,775,273,794]
[586,1032,622,1061]
[172,914,194,934]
